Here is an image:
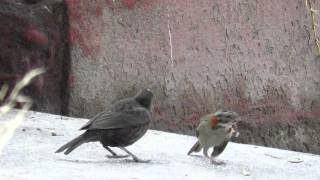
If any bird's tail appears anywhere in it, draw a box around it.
[55,133,91,155]
[187,140,202,155]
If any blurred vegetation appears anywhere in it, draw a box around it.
[0,68,45,156]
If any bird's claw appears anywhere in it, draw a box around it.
[106,155,130,159]
[210,159,225,165]
[133,158,151,163]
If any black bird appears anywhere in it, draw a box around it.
[55,89,153,163]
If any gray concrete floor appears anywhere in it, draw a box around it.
[1,110,320,180]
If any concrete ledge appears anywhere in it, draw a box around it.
[1,110,320,179]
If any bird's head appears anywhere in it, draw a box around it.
[134,88,153,109]
[209,110,239,128]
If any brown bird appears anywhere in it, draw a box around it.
[187,110,239,164]
[55,89,153,163]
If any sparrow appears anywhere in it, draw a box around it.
[187,110,239,164]
[55,89,153,163]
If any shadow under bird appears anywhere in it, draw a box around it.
[187,110,239,165]
[55,89,153,163]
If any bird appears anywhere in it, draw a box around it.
[187,110,239,165]
[55,89,153,163]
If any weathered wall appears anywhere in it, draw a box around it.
[65,0,320,153]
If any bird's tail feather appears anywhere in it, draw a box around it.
[55,133,92,155]
[187,141,202,155]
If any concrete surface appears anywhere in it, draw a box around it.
[1,110,320,179]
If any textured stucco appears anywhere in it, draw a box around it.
[64,0,320,153]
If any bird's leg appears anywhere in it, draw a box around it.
[203,147,210,158]
[119,147,150,163]
[210,149,225,165]
[210,142,229,165]
[103,146,129,158]
[204,147,223,164]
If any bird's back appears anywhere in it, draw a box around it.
[80,97,151,131]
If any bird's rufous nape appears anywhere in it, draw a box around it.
[210,115,219,128]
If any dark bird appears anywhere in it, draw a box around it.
[55,89,153,163]
[187,110,239,165]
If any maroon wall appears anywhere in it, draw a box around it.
[65,0,320,153]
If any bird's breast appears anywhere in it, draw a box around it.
[198,126,233,148]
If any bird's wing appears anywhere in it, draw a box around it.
[80,107,151,130]
[211,140,229,158]
[79,111,106,130]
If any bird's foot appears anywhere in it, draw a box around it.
[118,147,151,163]
[106,154,130,159]
[210,158,225,165]
[132,157,151,163]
